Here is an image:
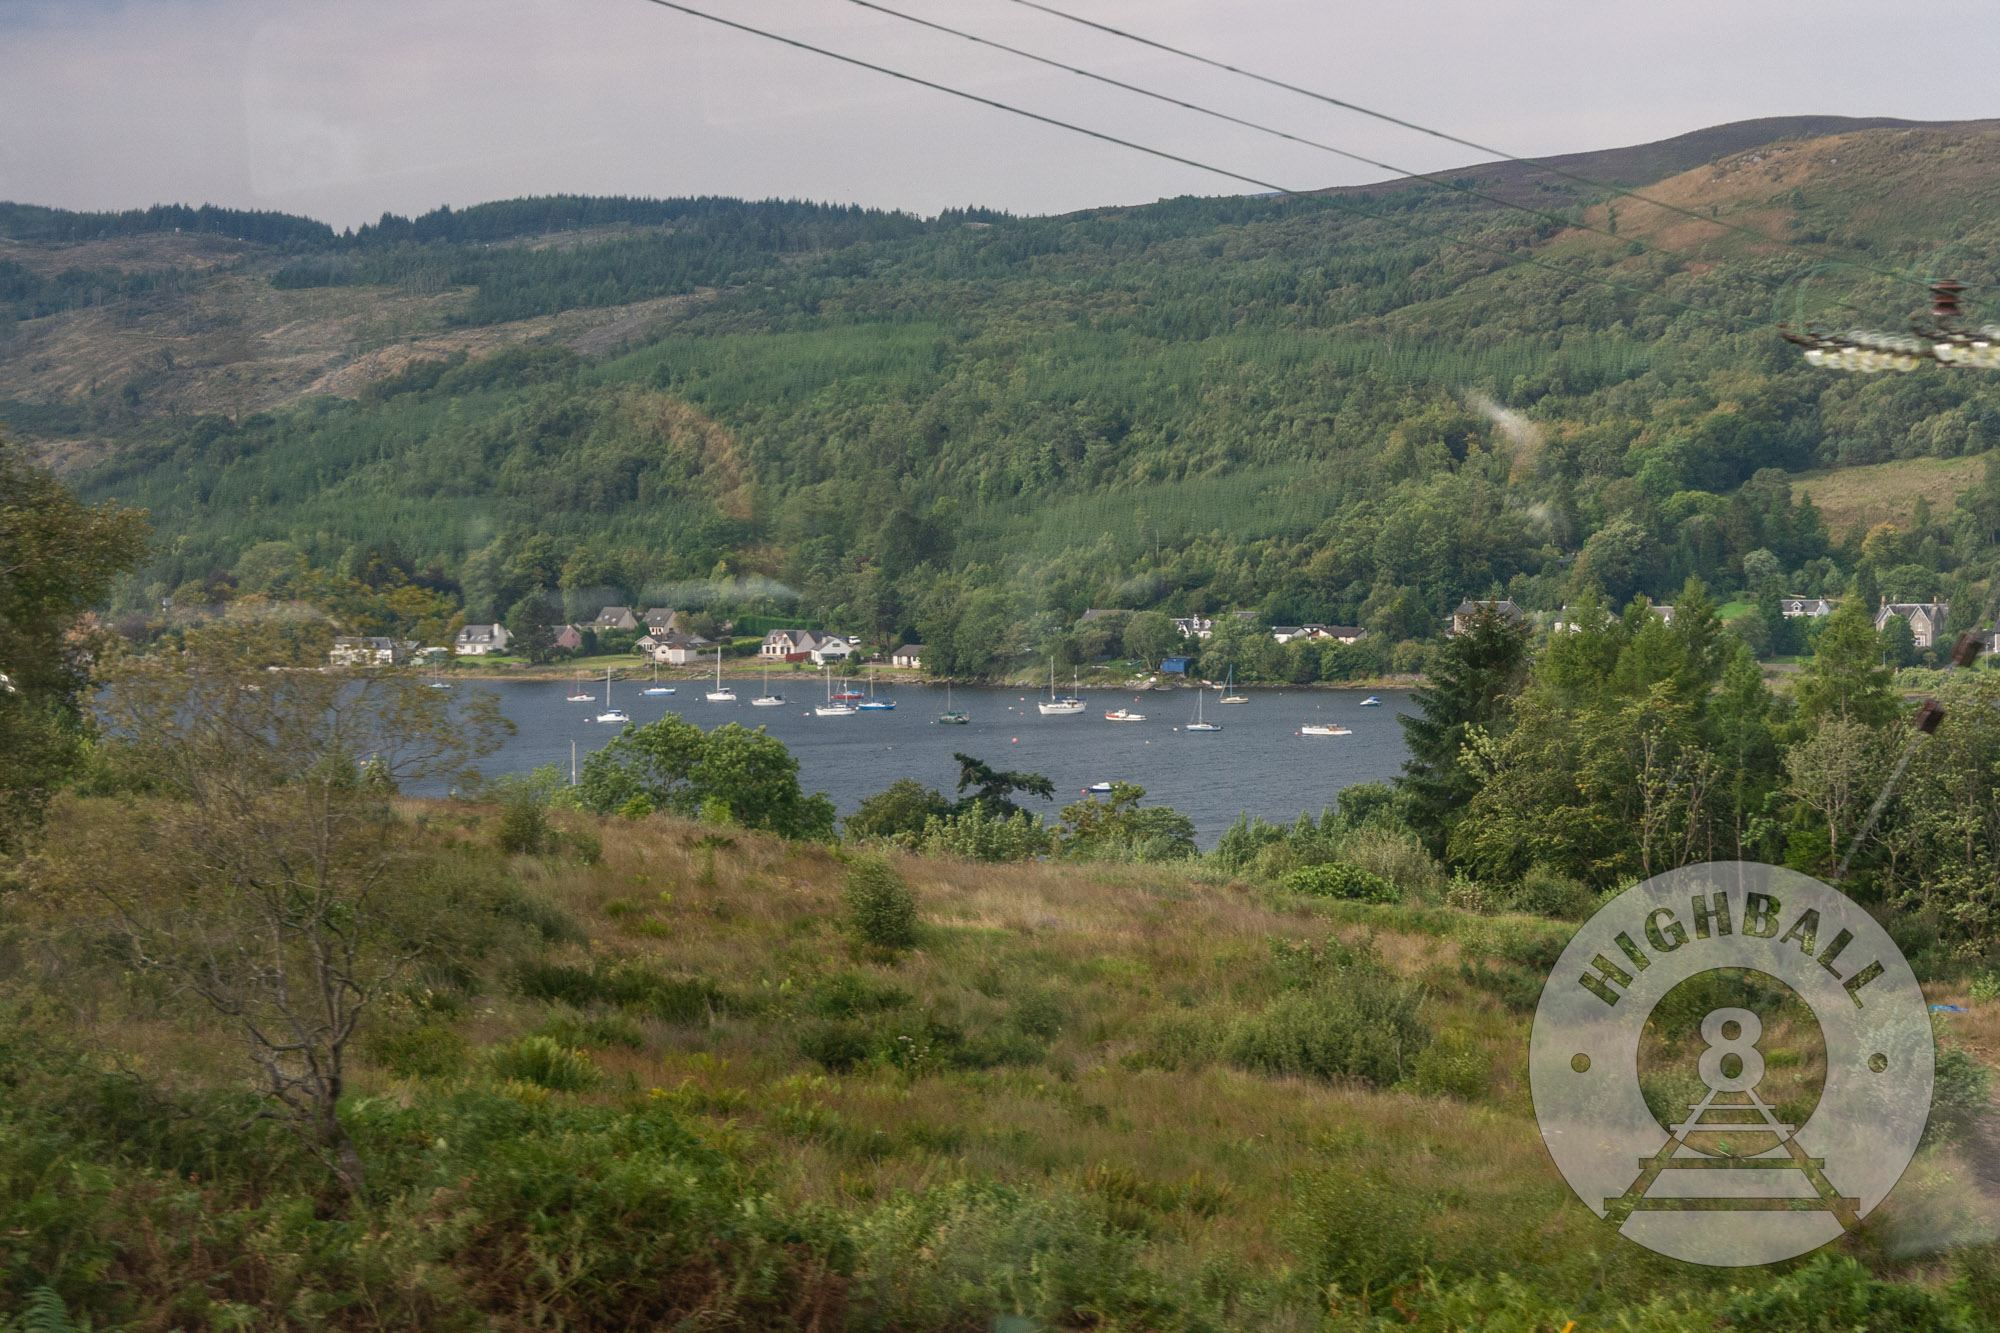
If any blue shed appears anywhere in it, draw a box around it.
[1161,656,1192,675]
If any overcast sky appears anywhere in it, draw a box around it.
[3,0,1996,230]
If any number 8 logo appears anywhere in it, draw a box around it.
[1697,1007,1765,1095]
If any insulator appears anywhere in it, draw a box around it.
[1951,630,1985,669]
[1914,699,1946,735]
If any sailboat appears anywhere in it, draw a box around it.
[641,662,675,696]
[815,670,856,717]
[567,670,594,703]
[705,647,735,702]
[427,660,452,690]
[937,681,968,724]
[595,667,630,724]
[1038,661,1085,716]
[751,666,785,707]
[831,678,863,701]
[1219,666,1249,705]
[857,669,896,710]
[1186,690,1221,732]
[1300,705,1350,737]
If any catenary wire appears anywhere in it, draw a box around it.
[639,0,1724,324]
[1001,0,1939,296]
[847,0,1875,322]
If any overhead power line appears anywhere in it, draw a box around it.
[638,0,1723,324]
[1000,0,1930,294]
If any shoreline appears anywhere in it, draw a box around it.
[417,662,1424,691]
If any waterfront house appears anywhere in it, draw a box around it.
[329,636,404,667]
[648,632,713,665]
[891,644,925,669]
[1782,597,1835,619]
[811,636,858,666]
[454,623,511,656]
[553,625,583,652]
[760,629,822,661]
[642,608,680,633]
[592,606,639,632]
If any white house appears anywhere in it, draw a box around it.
[1782,597,1835,619]
[760,628,822,661]
[891,644,925,669]
[1875,599,1949,649]
[646,632,712,665]
[810,636,858,666]
[1170,616,1214,640]
[329,636,405,667]
[454,623,511,656]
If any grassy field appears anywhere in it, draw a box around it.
[1791,454,1993,539]
[9,798,1997,1329]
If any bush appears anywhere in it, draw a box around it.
[1924,1042,1993,1146]
[539,1010,645,1051]
[914,806,1054,862]
[1508,864,1595,919]
[1285,1163,1429,1312]
[1339,826,1445,899]
[1409,1026,1490,1100]
[1283,861,1397,903]
[514,961,721,1023]
[486,1035,600,1091]
[1228,965,1429,1086]
[368,1023,468,1080]
[843,856,919,949]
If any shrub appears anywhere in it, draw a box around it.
[914,806,1054,862]
[1970,972,2000,1005]
[1924,1042,1993,1146]
[1339,826,1446,899]
[486,1035,600,1091]
[843,856,919,949]
[1283,861,1397,903]
[514,961,721,1023]
[539,1011,645,1051]
[1285,1163,1429,1313]
[1508,864,1595,919]
[368,1023,468,1080]
[1409,1026,1490,1100]
[1228,964,1429,1086]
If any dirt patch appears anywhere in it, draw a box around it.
[1792,454,1992,538]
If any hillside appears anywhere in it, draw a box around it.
[7,117,2000,662]
[8,795,1996,1328]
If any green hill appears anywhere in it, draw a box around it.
[7,118,2000,658]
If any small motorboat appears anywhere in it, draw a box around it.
[1358,696,1382,707]
[1300,723,1351,736]
[1081,782,1114,795]
[1104,708,1146,722]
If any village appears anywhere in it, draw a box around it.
[324,592,1964,678]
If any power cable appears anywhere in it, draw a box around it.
[639,0,1723,324]
[848,0,1873,323]
[1001,0,1935,295]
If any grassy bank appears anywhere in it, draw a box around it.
[5,798,1997,1329]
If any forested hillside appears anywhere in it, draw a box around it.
[10,118,2000,663]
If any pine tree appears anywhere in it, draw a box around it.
[1396,607,1530,856]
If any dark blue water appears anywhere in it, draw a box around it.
[453,678,1415,848]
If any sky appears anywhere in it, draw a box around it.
[3,0,1997,230]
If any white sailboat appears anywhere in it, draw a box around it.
[751,666,785,707]
[1186,690,1221,732]
[705,647,736,702]
[814,669,856,717]
[1038,661,1085,715]
[1219,666,1249,704]
[566,671,594,702]
[595,667,629,724]
[1300,705,1350,737]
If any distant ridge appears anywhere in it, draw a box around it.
[1321,115,2000,203]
